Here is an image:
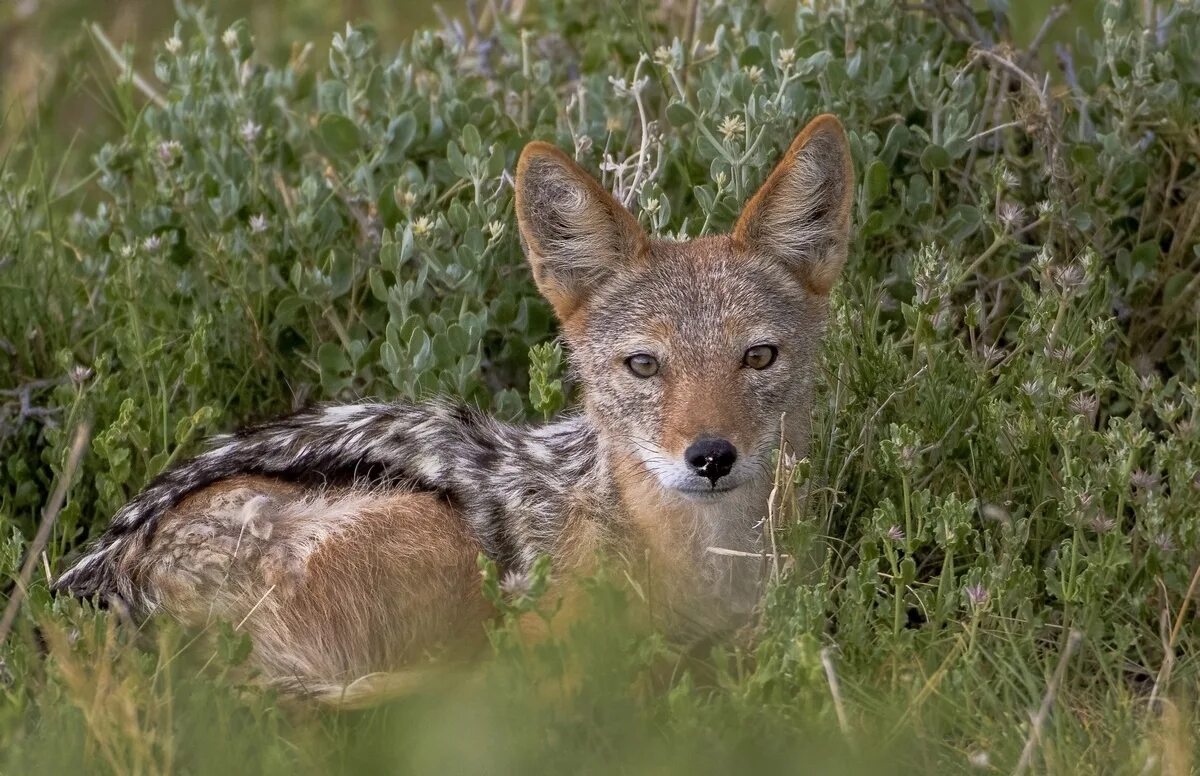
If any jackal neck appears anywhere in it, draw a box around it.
[598,433,772,631]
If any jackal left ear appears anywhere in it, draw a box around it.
[733,114,854,295]
[515,142,647,323]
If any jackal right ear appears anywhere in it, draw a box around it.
[733,114,855,295]
[515,142,647,322]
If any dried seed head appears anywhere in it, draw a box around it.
[980,343,1006,364]
[1069,393,1099,421]
[1132,353,1156,378]
[1152,532,1175,553]
[1053,264,1087,294]
[998,201,1023,230]
[1087,513,1117,534]
[1130,469,1160,493]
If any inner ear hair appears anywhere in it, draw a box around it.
[514,142,647,323]
[732,114,855,296]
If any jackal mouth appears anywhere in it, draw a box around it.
[675,484,739,500]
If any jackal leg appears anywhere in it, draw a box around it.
[133,476,494,688]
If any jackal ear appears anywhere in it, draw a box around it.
[515,141,647,322]
[733,114,854,296]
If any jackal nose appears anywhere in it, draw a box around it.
[684,437,737,484]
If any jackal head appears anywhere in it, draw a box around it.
[515,115,854,502]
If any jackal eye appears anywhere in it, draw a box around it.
[626,353,660,378]
[743,345,778,370]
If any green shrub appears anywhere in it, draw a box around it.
[1,0,1198,772]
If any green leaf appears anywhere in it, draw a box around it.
[317,113,361,157]
[919,144,951,172]
[865,160,889,204]
[666,101,696,127]
[382,114,417,162]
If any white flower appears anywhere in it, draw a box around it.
[411,215,433,236]
[499,570,532,598]
[142,234,163,253]
[965,583,990,608]
[157,140,182,164]
[249,214,268,234]
[718,114,746,141]
[968,751,990,769]
[643,197,660,214]
[653,46,673,67]
[777,47,796,68]
[745,65,764,84]
[485,220,505,240]
[69,365,94,385]
[165,36,182,55]
[240,120,262,144]
[222,27,239,50]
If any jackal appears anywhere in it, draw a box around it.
[55,114,854,703]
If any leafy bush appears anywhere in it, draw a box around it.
[1,0,1199,772]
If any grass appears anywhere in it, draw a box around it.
[2,0,1199,773]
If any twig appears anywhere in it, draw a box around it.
[705,546,790,560]
[966,120,1024,144]
[0,421,92,647]
[1055,44,1095,140]
[1026,5,1068,59]
[680,0,700,90]
[820,647,851,737]
[1012,629,1083,776]
[1148,563,1200,710]
[89,23,168,109]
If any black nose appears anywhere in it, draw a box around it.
[684,437,737,484]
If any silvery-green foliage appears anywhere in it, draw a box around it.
[1,0,1199,770]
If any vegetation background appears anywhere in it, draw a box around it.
[1,0,1198,773]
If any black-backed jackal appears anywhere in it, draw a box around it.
[55,114,855,704]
